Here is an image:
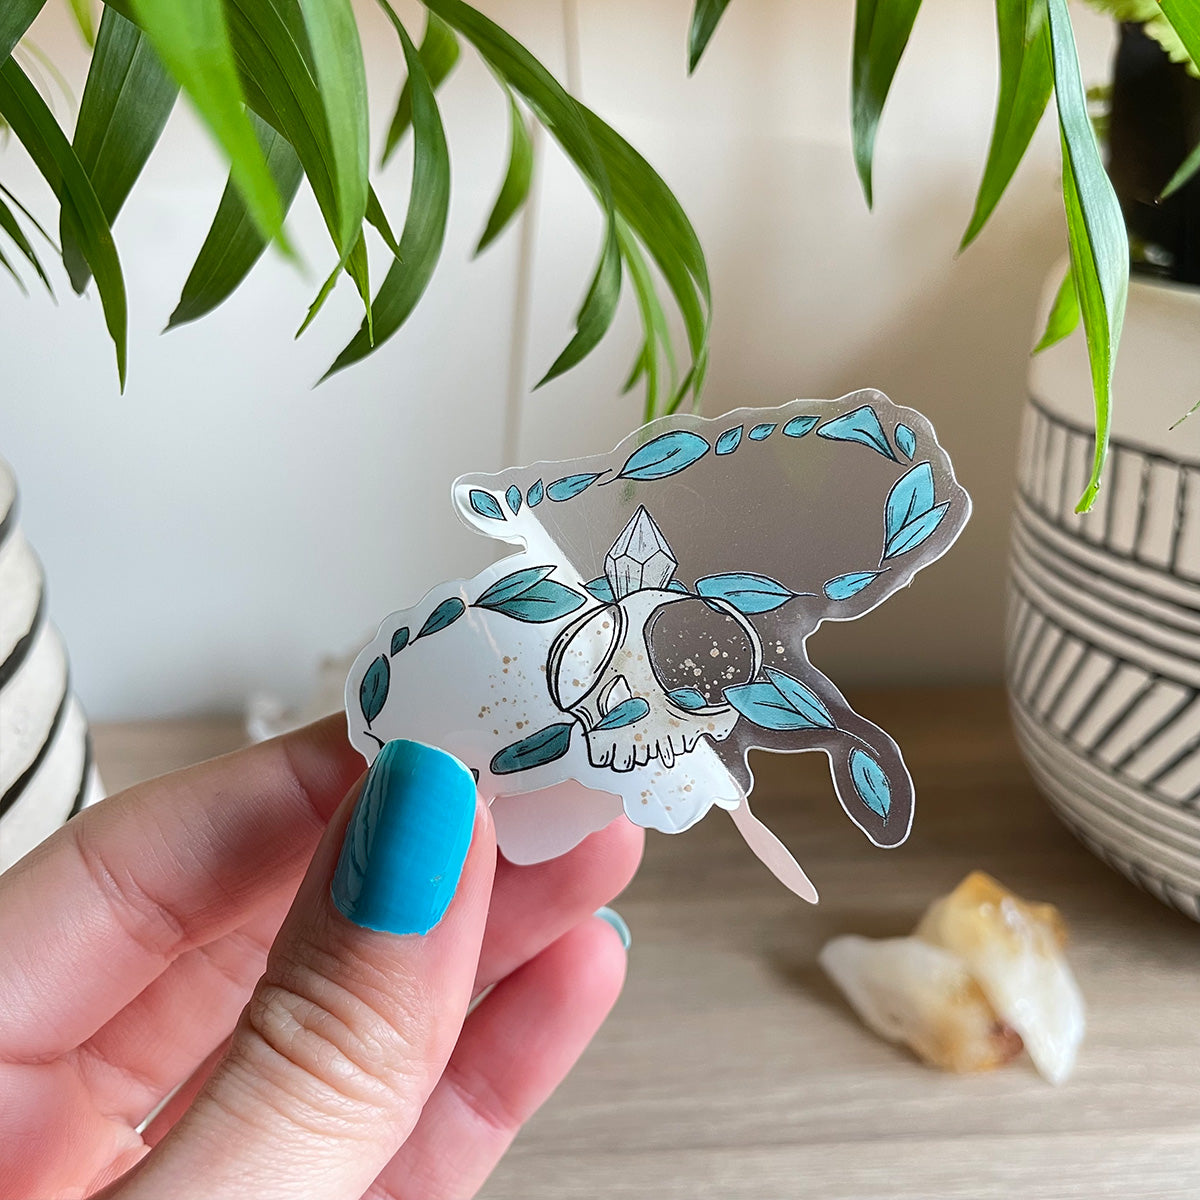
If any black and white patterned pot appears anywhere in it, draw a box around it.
[1009,270,1200,920]
[0,458,102,871]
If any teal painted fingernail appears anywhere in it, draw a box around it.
[331,740,477,936]
[595,906,631,951]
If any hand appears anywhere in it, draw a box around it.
[0,716,642,1199]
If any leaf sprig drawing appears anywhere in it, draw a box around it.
[723,665,892,821]
[465,406,914,525]
[365,564,589,728]
[466,404,951,614]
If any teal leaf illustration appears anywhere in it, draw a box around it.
[505,485,522,515]
[417,596,466,639]
[390,626,409,656]
[763,667,836,729]
[695,572,798,614]
[527,479,544,507]
[726,673,834,731]
[476,576,585,622]
[667,580,690,593]
[584,576,615,603]
[783,415,819,438]
[883,502,949,560]
[849,747,891,819]
[617,429,709,480]
[359,654,390,727]
[823,570,886,601]
[667,687,708,710]
[469,489,505,520]
[474,565,555,608]
[816,405,897,461]
[748,422,776,441]
[715,425,743,455]
[593,696,650,730]
[895,423,916,459]
[885,462,935,540]
[547,473,603,501]
[491,722,573,774]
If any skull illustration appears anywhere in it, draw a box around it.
[547,507,762,772]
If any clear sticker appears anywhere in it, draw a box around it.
[345,389,970,901]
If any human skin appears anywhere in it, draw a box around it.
[0,714,643,1199]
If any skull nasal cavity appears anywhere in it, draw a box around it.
[647,598,758,705]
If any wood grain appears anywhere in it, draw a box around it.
[92,687,1200,1199]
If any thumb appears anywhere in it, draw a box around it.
[111,739,495,1200]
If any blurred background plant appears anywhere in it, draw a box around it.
[0,0,711,421]
[690,0,1198,512]
[0,0,1197,501]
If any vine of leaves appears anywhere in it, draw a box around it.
[444,405,948,818]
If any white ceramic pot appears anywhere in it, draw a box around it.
[0,457,103,871]
[1008,267,1200,919]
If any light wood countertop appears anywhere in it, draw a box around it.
[93,686,1200,1199]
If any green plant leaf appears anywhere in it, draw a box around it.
[324,13,449,377]
[218,2,326,198]
[421,0,629,388]
[474,87,532,255]
[579,106,710,410]
[67,0,96,47]
[0,58,126,385]
[169,111,303,328]
[298,231,373,340]
[0,1,47,64]
[619,220,667,420]
[537,221,622,387]
[297,0,367,250]
[1047,0,1127,514]
[1159,1,1200,71]
[0,181,57,250]
[365,185,400,257]
[296,0,370,324]
[0,190,52,293]
[0,242,27,294]
[128,0,288,251]
[851,0,923,207]
[961,0,1052,249]
[381,11,459,166]
[687,0,732,74]
[1156,5,1200,197]
[63,6,177,293]
[1032,264,1079,354]
[217,0,386,330]
[1161,138,1200,200]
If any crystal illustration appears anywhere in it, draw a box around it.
[604,505,678,599]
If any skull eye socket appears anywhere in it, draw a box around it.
[548,604,623,710]
[646,597,758,708]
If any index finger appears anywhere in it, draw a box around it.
[0,714,363,1062]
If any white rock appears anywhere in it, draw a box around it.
[915,872,1086,1085]
[819,934,1023,1073]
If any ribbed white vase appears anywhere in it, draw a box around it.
[1008,267,1200,920]
[0,458,103,871]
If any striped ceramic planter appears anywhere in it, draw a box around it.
[0,458,102,871]
[1009,271,1200,920]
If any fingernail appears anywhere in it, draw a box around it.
[331,740,477,935]
[594,906,631,951]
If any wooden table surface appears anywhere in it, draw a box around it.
[93,686,1200,1199]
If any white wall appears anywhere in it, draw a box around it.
[1,0,1114,719]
